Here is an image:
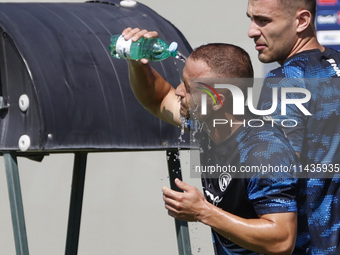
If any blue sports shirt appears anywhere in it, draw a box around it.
[198,122,298,254]
[258,48,340,254]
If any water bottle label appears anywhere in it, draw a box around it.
[116,35,132,58]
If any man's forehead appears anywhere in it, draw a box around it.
[247,0,282,16]
[184,58,211,79]
[247,0,281,9]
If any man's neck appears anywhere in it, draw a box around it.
[281,32,324,65]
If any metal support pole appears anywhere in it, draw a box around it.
[4,151,29,255]
[166,149,192,255]
[65,152,88,255]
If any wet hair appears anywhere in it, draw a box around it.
[189,43,254,112]
[189,43,254,79]
[278,0,316,22]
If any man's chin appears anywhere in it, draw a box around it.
[180,111,190,120]
[258,52,277,64]
[258,55,271,63]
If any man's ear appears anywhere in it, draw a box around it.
[212,94,225,111]
[296,9,312,33]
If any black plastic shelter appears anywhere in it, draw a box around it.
[0,1,192,254]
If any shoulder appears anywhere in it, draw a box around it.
[266,48,340,79]
[236,124,298,166]
[266,55,309,79]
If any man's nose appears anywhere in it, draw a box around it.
[248,21,261,38]
[175,83,186,98]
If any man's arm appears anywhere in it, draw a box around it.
[163,179,297,255]
[128,60,182,126]
[123,28,183,127]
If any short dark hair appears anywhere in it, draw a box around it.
[278,0,316,21]
[189,43,254,79]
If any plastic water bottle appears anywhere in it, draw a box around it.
[109,34,178,61]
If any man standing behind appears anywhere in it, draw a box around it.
[247,0,340,253]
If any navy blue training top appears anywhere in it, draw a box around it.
[258,47,340,254]
[197,122,298,254]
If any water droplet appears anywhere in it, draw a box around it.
[175,51,187,63]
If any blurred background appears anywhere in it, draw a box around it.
[0,0,272,254]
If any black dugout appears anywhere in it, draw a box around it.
[0,1,192,254]
[0,0,191,152]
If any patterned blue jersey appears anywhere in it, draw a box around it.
[258,48,340,254]
[199,122,298,254]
